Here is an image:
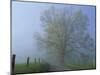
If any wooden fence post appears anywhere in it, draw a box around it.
[27,56,30,67]
[12,54,16,75]
[34,58,36,63]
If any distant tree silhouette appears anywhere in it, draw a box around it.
[34,7,95,67]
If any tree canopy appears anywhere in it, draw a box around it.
[34,7,95,67]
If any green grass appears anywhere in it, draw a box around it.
[15,62,50,74]
[15,62,96,74]
[64,64,96,70]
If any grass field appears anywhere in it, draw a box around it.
[64,64,96,70]
[15,62,96,74]
[15,62,50,74]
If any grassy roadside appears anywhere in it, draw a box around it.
[64,64,96,70]
[15,62,50,74]
[15,63,96,74]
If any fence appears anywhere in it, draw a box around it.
[11,54,43,75]
[11,54,16,75]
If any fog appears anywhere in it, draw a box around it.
[12,1,96,64]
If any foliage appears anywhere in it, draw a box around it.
[34,7,95,67]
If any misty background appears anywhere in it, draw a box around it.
[12,1,95,64]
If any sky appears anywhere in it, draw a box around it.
[12,1,96,63]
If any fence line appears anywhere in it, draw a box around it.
[11,54,44,75]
